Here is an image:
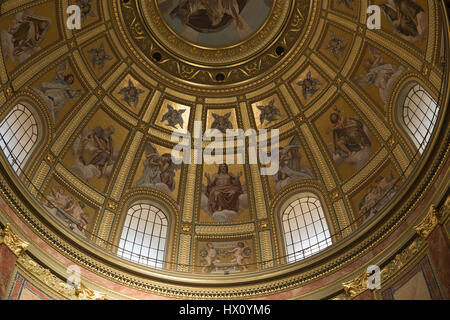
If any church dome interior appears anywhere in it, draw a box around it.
[0,0,449,300]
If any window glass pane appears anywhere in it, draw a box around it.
[281,195,331,263]
[0,104,38,172]
[117,203,168,269]
[402,85,439,154]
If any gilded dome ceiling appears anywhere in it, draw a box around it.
[0,0,448,299]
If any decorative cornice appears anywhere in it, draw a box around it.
[339,236,426,299]
[17,253,107,300]
[0,223,29,257]
[17,254,76,299]
[380,237,425,281]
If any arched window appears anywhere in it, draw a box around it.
[402,84,439,154]
[117,203,168,268]
[281,194,332,263]
[0,104,38,172]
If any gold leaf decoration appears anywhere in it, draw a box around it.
[0,224,29,257]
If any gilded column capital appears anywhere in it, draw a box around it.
[414,206,440,239]
[342,272,369,297]
[75,283,106,300]
[0,224,29,257]
[339,236,426,299]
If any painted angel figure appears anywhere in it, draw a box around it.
[34,61,83,122]
[45,187,72,211]
[76,0,96,21]
[275,136,315,192]
[71,125,120,181]
[161,105,186,128]
[257,99,281,125]
[136,142,180,194]
[355,46,405,105]
[296,71,321,100]
[325,31,347,60]
[380,0,427,43]
[228,242,250,272]
[201,243,220,273]
[43,187,89,236]
[118,79,144,109]
[0,9,51,63]
[88,43,112,70]
[169,0,245,31]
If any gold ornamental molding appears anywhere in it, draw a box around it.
[12,45,69,92]
[195,223,255,236]
[300,123,336,190]
[139,0,291,64]
[342,271,369,298]
[380,237,425,281]
[0,224,29,257]
[0,50,7,84]
[17,254,76,299]
[0,92,5,107]
[76,283,107,300]
[339,236,427,299]
[414,206,440,239]
[17,253,107,300]
[415,197,450,239]
[1,0,32,14]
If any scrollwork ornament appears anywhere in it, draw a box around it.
[380,237,424,281]
[414,206,440,238]
[0,224,29,257]
[76,283,107,300]
[342,272,369,297]
[17,255,76,298]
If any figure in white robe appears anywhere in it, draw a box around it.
[34,62,83,122]
[274,136,315,192]
[43,188,89,237]
[355,46,405,106]
[136,142,180,195]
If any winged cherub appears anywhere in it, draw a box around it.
[34,61,83,122]
[296,71,321,100]
[256,99,281,125]
[161,104,186,128]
